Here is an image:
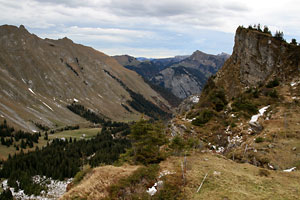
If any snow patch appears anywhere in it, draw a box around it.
[183,117,195,122]
[2,176,72,200]
[87,153,96,160]
[147,181,163,196]
[228,135,243,145]
[159,170,175,178]
[268,163,274,170]
[190,95,200,103]
[216,146,225,153]
[73,98,79,102]
[225,126,231,135]
[28,88,36,95]
[250,105,270,123]
[290,82,299,87]
[146,170,174,196]
[283,167,296,172]
[42,102,54,111]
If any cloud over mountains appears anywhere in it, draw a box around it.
[0,0,299,57]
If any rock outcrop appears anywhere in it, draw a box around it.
[215,27,300,98]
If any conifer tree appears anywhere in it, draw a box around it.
[128,119,167,164]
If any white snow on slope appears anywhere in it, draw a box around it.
[147,181,163,196]
[28,88,36,95]
[283,167,296,172]
[290,81,299,87]
[250,105,270,123]
[2,176,72,200]
[146,170,175,196]
[191,95,199,103]
[159,170,175,178]
[42,102,54,111]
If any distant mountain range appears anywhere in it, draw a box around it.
[114,51,229,100]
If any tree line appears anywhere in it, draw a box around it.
[0,120,41,149]
[243,24,298,44]
[0,121,131,196]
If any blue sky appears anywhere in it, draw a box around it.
[1,0,300,58]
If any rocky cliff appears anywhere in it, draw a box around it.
[0,25,170,131]
[115,51,229,99]
[215,27,300,98]
[151,51,229,99]
[172,26,300,174]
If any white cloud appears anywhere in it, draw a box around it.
[38,26,157,44]
[0,0,300,57]
[100,47,189,58]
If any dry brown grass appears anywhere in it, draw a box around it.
[60,165,139,200]
[160,153,300,200]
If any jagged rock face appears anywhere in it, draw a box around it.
[152,51,229,99]
[153,67,203,98]
[0,25,169,131]
[113,55,189,80]
[215,27,300,98]
[115,51,229,99]
[235,28,285,85]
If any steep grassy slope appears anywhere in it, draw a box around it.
[166,153,300,200]
[0,25,170,131]
[61,165,139,200]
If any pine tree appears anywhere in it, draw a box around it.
[263,25,271,34]
[274,30,284,41]
[44,132,48,140]
[129,119,167,164]
[0,188,13,200]
[20,139,26,149]
[291,38,297,45]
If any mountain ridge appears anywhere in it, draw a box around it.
[114,51,229,99]
[0,25,170,131]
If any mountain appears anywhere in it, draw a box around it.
[2,25,300,200]
[113,54,189,80]
[114,51,229,100]
[113,54,188,106]
[173,26,300,174]
[214,27,300,97]
[151,50,229,99]
[0,25,170,132]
